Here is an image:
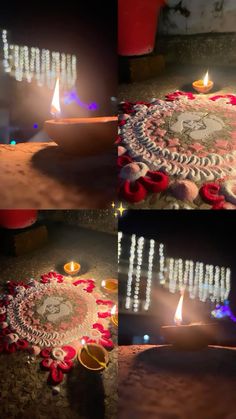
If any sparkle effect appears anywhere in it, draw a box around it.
[111,202,127,217]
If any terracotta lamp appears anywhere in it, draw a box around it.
[63,261,81,275]
[44,78,118,156]
[78,343,109,371]
[192,71,214,94]
[101,278,118,293]
[0,210,38,229]
[161,293,216,350]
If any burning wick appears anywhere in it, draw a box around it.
[51,77,61,121]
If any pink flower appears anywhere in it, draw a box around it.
[40,345,76,385]
[41,271,64,284]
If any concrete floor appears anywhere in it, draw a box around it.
[0,143,116,209]
[0,222,117,419]
[119,345,236,419]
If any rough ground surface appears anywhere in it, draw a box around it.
[119,345,236,419]
[0,143,116,209]
[119,65,236,103]
[0,223,117,419]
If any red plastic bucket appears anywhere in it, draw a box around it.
[0,210,38,229]
[118,0,166,56]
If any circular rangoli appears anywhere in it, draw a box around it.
[0,271,115,386]
[118,92,236,208]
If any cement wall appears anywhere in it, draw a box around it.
[159,0,236,35]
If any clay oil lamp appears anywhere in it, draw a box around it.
[44,78,118,156]
[63,260,81,275]
[161,293,216,350]
[78,340,109,371]
[101,278,118,294]
[110,304,118,327]
[192,71,214,94]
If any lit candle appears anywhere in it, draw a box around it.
[63,261,80,275]
[78,340,109,371]
[44,78,118,156]
[192,71,214,94]
[101,278,118,293]
[110,304,118,327]
[161,292,216,350]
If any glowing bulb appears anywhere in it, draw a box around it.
[51,77,61,116]
[203,71,209,86]
[174,293,184,325]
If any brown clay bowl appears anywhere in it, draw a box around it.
[44,116,118,156]
[161,323,217,350]
[192,80,214,94]
[78,343,109,371]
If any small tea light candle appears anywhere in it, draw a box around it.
[110,305,118,327]
[192,71,214,94]
[101,278,118,293]
[78,341,109,371]
[64,261,80,275]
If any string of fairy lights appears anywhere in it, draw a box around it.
[1,29,77,89]
[119,233,231,313]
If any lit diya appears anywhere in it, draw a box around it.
[78,341,109,371]
[192,71,214,94]
[44,78,118,155]
[101,278,118,293]
[110,305,118,327]
[63,261,81,275]
[161,292,216,350]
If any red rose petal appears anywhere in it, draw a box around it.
[120,180,148,203]
[58,360,73,372]
[41,348,51,358]
[49,367,64,385]
[200,183,225,204]
[117,155,133,168]
[139,171,169,193]
[62,345,77,361]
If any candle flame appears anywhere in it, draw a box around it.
[174,293,184,325]
[203,71,209,87]
[101,280,106,287]
[70,261,75,271]
[111,305,117,315]
[51,77,61,116]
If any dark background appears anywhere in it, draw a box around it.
[0,1,117,141]
[119,210,236,345]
